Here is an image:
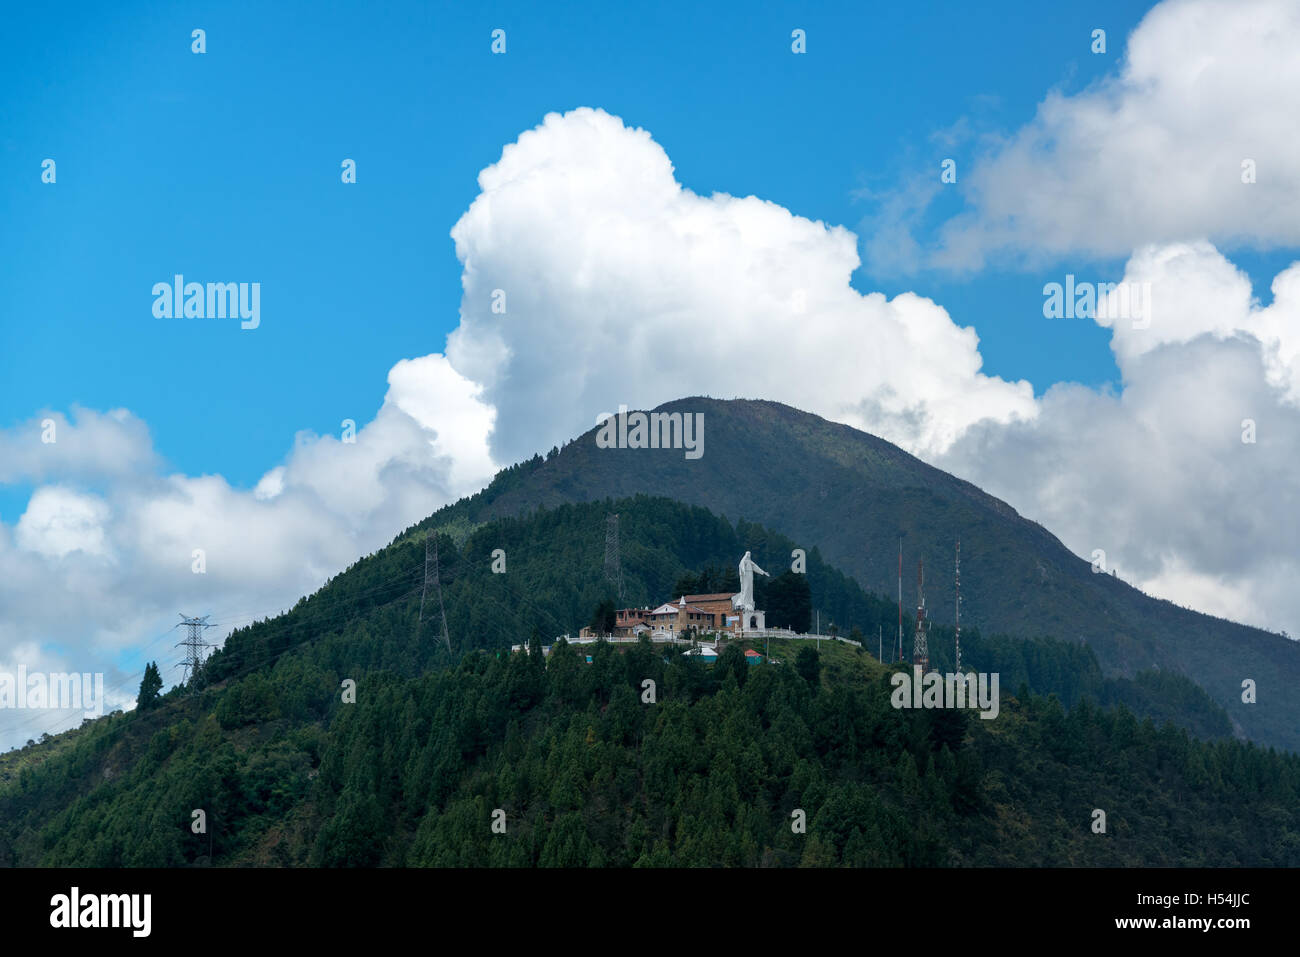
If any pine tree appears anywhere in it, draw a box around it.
[794,646,821,688]
[528,626,545,664]
[137,661,163,711]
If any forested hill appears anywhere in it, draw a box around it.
[195,492,1233,742]
[417,397,1300,753]
[0,495,1271,867]
[2,635,1295,867]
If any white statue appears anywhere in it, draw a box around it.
[732,551,769,612]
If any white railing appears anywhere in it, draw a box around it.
[511,629,864,652]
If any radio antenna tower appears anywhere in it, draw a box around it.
[604,513,625,602]
[954,539,962,673]
[912,560,930,674]
[896,539,903,662]
[418,531,452,654]
[175,613,215,685]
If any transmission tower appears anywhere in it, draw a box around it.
[912,560,930,674]
[175,613,216,684]
[604,513,624,602]
[418,531,452,654]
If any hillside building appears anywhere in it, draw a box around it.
[583,553,772,639]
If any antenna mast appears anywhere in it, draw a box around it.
[897,539,903,662]
[912,560,929,674]
[954,539,962,673]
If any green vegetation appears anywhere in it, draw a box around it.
[588,598,616,635]
[672,563,738,597]
[2,636,1295,866]
[0,493,1275,867]
[794,646,822,686]
[763,571,812,633]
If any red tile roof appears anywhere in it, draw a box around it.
[684,593,735,603]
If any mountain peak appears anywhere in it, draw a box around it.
[431,396,1300,752]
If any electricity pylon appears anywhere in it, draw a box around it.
[175,613,216,684]
[419,531,452,654]
[604,513,624,602]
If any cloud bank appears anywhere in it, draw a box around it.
[0,358,496,748]
[865,0,1300,272]
[939,243,1300,636]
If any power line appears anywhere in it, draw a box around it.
[7,574,426,750]
[203,560,427,630]
[4,568,423,749]
[7,529,586,751]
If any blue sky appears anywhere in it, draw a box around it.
[5,0,1300,746]
[3,0,1167,504]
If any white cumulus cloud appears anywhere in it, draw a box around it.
[446,107,1037,463]
[867,0,1300,271]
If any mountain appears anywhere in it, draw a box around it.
[423,397,1300,752]
[3,399,1297,868]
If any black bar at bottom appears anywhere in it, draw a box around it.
[0,866,1276,944]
